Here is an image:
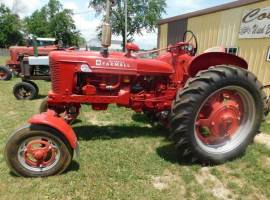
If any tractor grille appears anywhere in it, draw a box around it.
[50,60,61,93]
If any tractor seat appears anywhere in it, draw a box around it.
[204,46,225,53]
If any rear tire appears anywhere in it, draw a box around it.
[169,66,266,164]
[13,82,38,100]
[4,125,73,177]
[0,66,12,81]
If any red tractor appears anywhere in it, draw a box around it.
[5,0,266,177]
[0,37,58,100]
[0,37,57,81]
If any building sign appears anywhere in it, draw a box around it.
[239,6,270,39]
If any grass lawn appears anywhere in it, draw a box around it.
[0,77,270,200]
[0,56,8,65]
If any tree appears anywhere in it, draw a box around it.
[24,7,50,37]
[89,0,166,51]
[47,0,62,19]
[50,9,81,46]
[24,0,83,47]
[0,4,24,48]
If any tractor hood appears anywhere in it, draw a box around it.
[49,50,174,75]
[9,45,57,55]
[7,46,57,66]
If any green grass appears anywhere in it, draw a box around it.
[261,115,270,134]
[0,56,8,65]
[0,78,270,199]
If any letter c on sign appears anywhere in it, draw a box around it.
[243,8,260,23]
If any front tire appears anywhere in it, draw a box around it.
[4,125,73,177]
[0,66,12,81]
[170,66,266,164]
[13,82,38,100]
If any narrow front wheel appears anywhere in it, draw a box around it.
[5,125,73,177]
[13,82,38,100]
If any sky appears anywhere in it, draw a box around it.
[1,0,235,49]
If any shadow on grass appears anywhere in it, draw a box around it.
[73,124,167,141]
[132,113,161,126]
[72,119,82,125]
[73,124,199,166]
[63,160,80,174]
[35,94,48,100]
[8,160,80,177]
[131,113,151,123]
[156,143,200,166]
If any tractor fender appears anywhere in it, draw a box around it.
[28,111,77,149]
[188,52,248,77]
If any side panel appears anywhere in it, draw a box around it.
[28,112,77,149]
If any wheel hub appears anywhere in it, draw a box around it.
[210,101,241,137]
[19,88,30,97]
[196,90,243,145]
[24,140,56,167]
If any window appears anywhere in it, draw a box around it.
[225,47,238,55]
[267,47,270,62]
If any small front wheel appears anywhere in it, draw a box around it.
[13,82,38,100]
[5,125,73,177]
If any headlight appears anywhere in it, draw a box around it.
[80,64,92,72]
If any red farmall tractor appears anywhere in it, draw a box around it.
[0,37,57,99]
[5,0,266,177]
[0,37,57,81]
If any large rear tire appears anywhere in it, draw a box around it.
[0,66,12,81]
[4,125,73,177]
[170,65,266,164]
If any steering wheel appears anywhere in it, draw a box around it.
[183,30,198,56]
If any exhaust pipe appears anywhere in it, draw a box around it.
[101,0,116,49]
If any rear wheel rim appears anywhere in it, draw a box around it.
[17,136,61,172]
[194,86,256,154]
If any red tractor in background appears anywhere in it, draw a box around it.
[5,0,266,177]
[0,37,57,80]
[0,37,58,99]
